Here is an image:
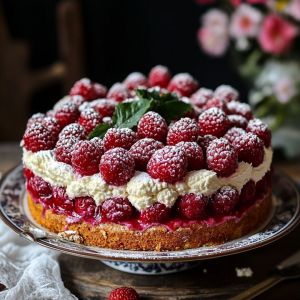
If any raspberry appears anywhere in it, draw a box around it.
[54,102,79,127]
[167,73,198,96]
[197,134,217,151]
[107,83,130,102]
[23,122,58,152]
[74,197,96,218]
[123,72,148,90]
[228,114,248,129]
[137,111,168,142]
[26,113,45,128]
[71,139,104,175]
[41,116,62,135]
[190,88,213,108]
[129,138,164,170]
[224,127,246,145]
[240,180,256,205]
[206,138,238,177]
[177,193,207,220]
[227,101,253,120]
[103,128,138,151]
[198,108,230,137]
[246,119,271,147]
[24,168,34,180]
[101,197,134,222]
[78,108,102,133]
[214,85,239,102]
[177,142,204,170]
[99,148,135,186]
[148,65,171,88]
[69,95,85,106]
[203,97,228,112]
[140,203,171,223]
[58,123,86,140]
[91,99,116,117]
[234,133,264,167]
[52,187,74,214]
[28,176,52,199]
[108,287,139,300]
[256,170,272,196]
[211,186,239,215]
[167,118,200,145]
[147,146,187,183]
[70,78,107,100]
[54,136,78,164]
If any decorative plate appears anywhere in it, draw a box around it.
[0,165,299,263]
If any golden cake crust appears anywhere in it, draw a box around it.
[28,192,272,251]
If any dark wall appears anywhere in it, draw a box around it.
[2,0,246,115]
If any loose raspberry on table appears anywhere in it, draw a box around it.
[54,102,79,127]
[140,202,171,223]
[198,108,230,137]
[54,136,78,165]
[74,197,96,218]
[203,97,228,112]
[108,287,139,300]
[167,73,198,96]
[206,138,238,177]
[101,197,134,222]
[246,118,271,147]
[26,113,46,128]
[71,139,104,175]
[224,127,246,145]
[147,146,187,183]
[176,142,204,170]
[190,87,214,108]
[177,193,208,220]
[107,82,130,102]
[58,123,86,140]
[123,72,148,90]
[234,132,264,167]
[240,180,256,205]
[197,134,217,151]
[103,128,138,151]
[214,85,239,103]
[28,176,52,199]
[137,111,168,142]
[78,108,102,133]
[129,138,164,170]
[167,118,200,145]
[90,99,116,117]
[226,101,253,120]
[228,114,248,129]
[23,122,58,152]
[148,65,171,88]
[69,78,107,100]
[99,148,135,186]
[210,186,239,215]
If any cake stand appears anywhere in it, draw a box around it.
[0,165,299,275]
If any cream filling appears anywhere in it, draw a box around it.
[23,147,273,211]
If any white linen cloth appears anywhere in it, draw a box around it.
[0,221,77,300]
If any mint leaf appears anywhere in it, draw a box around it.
[88,123,112,139]
[114,98,154,128]
[156,100,192,123]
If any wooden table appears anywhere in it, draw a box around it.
[1,143,300,299]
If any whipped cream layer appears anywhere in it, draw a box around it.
[23,147,272,211]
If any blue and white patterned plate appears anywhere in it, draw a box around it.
[0,165,299,264]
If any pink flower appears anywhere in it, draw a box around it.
[258,14,298,55]
[230,4,263,39]
[198,9,229,56]
[287,0,300,21]
[273,77,296,103]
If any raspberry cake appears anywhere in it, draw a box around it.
[22,66,273,251]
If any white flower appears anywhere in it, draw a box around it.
[230,4,263,39]
[273,78,296,104]
[202,9,229,29]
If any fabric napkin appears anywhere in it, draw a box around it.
[0,221,77,300]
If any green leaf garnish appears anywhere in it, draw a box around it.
[88,88,193,139]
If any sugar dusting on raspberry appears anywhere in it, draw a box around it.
[78,108,102,133]
[58,123,86,140]
[227,101,253,120]
[167,117,200,145]
[228,114,248,129]
[211,186,239,215]
[176,141,204,170]
[107,82,130,102]
[101,197,134,222]
[224,127,246,145]
[26,113,46,128]
[54,136,79,165]
[246,118,271,147]
[190,87,214,108]
[140,202,171,223]
[103,128,138,151]
[167,73,198,96]
[54,101,79,127]
[123,72,148,90]
[148,65,171,88]
[90,99,116,117]
[214,85,239,102]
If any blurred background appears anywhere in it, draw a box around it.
[0,0,244,141]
